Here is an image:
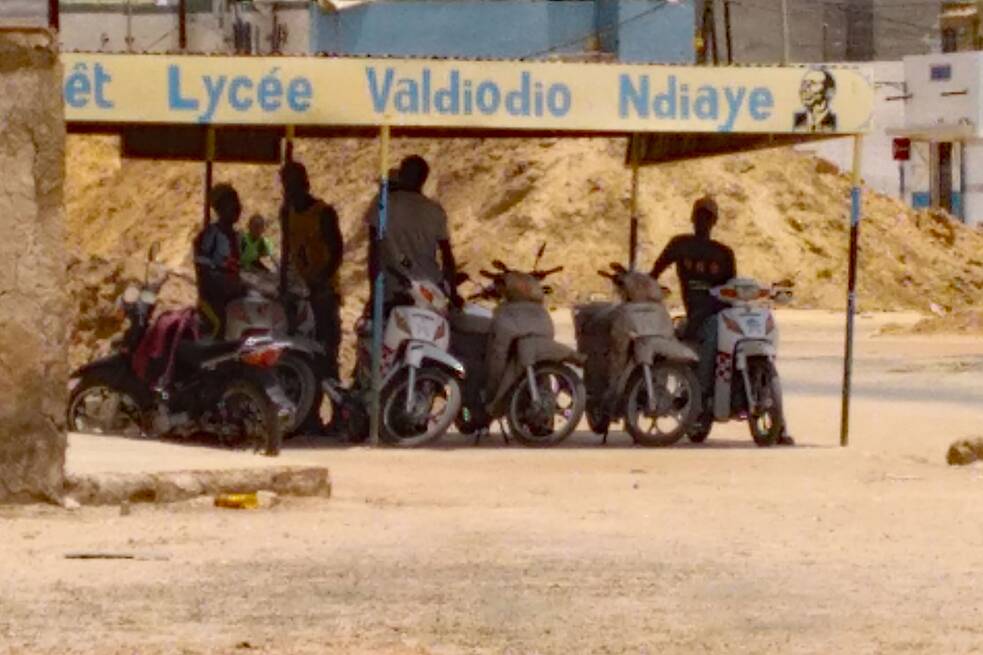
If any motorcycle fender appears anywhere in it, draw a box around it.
[632,335,698,366]
[516,336,585,369]
[402,342,465,379]
[734,340,776,370]
[70,353,130,381]
[277,335,325,357]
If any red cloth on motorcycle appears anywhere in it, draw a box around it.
[132,308,199,384]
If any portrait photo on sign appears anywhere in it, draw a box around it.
[794,67,837,133]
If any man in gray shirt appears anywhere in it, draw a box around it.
[364,155,462,309]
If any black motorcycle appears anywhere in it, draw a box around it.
[67,245,294,456]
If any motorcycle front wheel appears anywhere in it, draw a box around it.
[215,380,283,456]
[747,359,783,447]
[67,376,149,438]
[506,363,586,448]
[624,362,701,447]
[380,367,462,447]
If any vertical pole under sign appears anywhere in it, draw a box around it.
[203,127,215,228]
[369,125,391,447]
[839,135,863,448]
[628,135,641,271]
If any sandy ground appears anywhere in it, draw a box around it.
[3,310,983,654]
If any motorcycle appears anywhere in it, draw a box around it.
[66,244,294,456]
[328,265,465,447]
[227,270,324,436]
[677,277,794,447]
[450,244,586,448]
[573,263,702,447]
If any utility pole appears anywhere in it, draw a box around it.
[48,0,59,31]
[781,0,790,64]
[178,0,188,51]
[723,0,733,64]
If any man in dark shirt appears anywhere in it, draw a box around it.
[652,195,792,445]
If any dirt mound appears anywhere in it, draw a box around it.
[65,135,983,370]
[898,309,983,336]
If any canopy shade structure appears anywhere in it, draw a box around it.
[62,52,872,446]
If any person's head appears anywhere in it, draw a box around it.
[210,183,242,225]
[398,155,429,193]
[800,68,836,112]
[691,195,719,239]
[248,214,266,239]
[280,161,310,203]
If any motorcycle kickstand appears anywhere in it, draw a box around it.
[497,418,511,445]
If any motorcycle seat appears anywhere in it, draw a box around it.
[176,339,242,367]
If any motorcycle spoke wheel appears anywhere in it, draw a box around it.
[747,360,783,447]
[216,382,281,455]
[380,368,462,448]
[68,384,144,438]
[507,363,585,448]
[273,353,317,435]
[625,363,700,447]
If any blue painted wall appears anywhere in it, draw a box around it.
[310,0,695,64]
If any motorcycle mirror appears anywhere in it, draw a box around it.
[147,242,161,263]
[532,242,547,270]
[479,269,498,280]
[491,260,508,271]
[609,262,627,275]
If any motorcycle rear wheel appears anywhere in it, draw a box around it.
[506,363,585,448]
[624,362,700,448]
[747,359,783,448]
[380,367,462,448]
[273,351,318,436]
[216,380,283,456]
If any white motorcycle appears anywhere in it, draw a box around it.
[681,278,793,447]
[332,266,464,447]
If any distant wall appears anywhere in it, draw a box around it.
[311,0,695,63]
[0,29,68,503]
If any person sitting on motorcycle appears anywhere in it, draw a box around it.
[651,195,793,445]
[240,214,275,273]
[194,183,246,338]
[364,155,463,312]
[279,161,344,383]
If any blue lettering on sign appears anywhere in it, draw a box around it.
[619,74,775,132]
[64,62,114,109]
[366,66,574,119]
[166,65,314,123]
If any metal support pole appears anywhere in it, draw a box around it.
[781,0,791,64]
[203,127,215,228]
[369,125,391,447]
[283,125,295,163]
[628,135,641,270]
[959,141,967,223]
[839,134,863,447]
[125,0,134,51]
[899,162,905,204]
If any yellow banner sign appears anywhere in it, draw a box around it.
[62,54,873,134]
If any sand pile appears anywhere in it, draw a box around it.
[65,135,983,369]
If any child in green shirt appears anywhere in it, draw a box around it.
[240,214,275,272]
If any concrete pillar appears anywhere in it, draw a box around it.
[0,29,68,503]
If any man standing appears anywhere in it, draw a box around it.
[363,155,461,309]
[194,183,245,337]
[279,161,344,382]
